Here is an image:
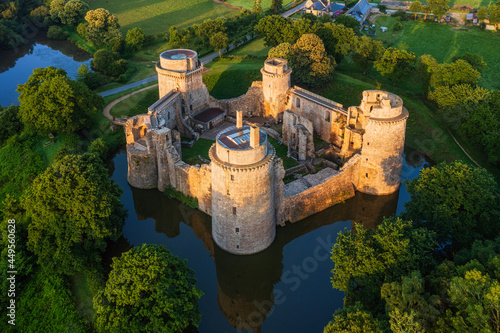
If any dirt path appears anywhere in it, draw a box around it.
[447,130,481,167]
[103,84,158,122]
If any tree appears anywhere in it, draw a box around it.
[47,25,68,39]
[451,53,487,74]
[49,0,66,23]
[313,22,357,63]
[29,5,50,27]
[428,0,449,19]
[24,153,125,274]
[331,218,437,309]
[352,36,384,74]
[374,47,416,81]
[334,14,361,31]
[268,42,292,59]
[16,67,103,134]
[254,15,292,46]
[210,31,228,58]
[84,8,121,46]
[195,18,225,45]
[403,161,500,251]
[439,269,500,332]
[409,1,423,19]
[415,54,438,92]
[477,6,488,22]
[429,59,481,89]
[422,5,431,20]
[324,303,385,333]
[253,0,262,13]
[94,244,203,333]
[92,49,128,76]
[270,0,283,13]
[125,27,145,51]
[0,105,23,144]
[59,0,88,26]
[168,26,183,48]
[381,271,440,330]
[489,4,500,24]
[290,33,334,87]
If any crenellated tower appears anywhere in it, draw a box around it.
[156,49,208,114]
[209,112,278,255]
[261,58,292,120]
[358,91,408,195]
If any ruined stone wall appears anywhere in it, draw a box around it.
[282,155,361,223]
[288,91,346,147]
[210,144,277,255]
[208,82,264,117]
[162,145,212,215]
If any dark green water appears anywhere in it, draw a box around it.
[108,149,429,332]
[0,34,91,107]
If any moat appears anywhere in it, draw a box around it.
[0,34,91,107]
[107,148,429,332]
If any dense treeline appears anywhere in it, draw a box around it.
[325,161,500,332]
[0,68,202,332]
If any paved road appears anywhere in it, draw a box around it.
[98,3,305,98]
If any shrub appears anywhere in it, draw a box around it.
[164,187,198,208]
[47,25,68,40]
[379,4,387,13]
[393,21,403,31]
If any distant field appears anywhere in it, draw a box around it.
[371,18,500,90]
[227,0,294,10]
[88,0,238,35]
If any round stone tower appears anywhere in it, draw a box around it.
[358,90,408,195]
[261,58,292,119]
[156,49,208,111]
[209,118,277,255]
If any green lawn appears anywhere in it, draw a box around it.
[232,38,271,57]
[109,87,159,118]
[227,0,294,10]
[269,137,298,169]
[181,138,214,165]
[202,38,270,99]
[372,18,500,90]
[203,57,264,99]
[89,0,238,35]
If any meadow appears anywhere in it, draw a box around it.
[370,18,500,90]
[89,0,238,35]
[227,0,294,10]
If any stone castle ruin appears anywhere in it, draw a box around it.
[125,49,408,255]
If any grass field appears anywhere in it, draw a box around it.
[202,39,270,99]
[89,0,238,35]
[370,17,500,90]
[227,0,294,10]
[109,87,159,118]
[182,138,214,165]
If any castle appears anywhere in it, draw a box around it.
[124,49,408,255]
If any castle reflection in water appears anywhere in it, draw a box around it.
[127,184,399,332]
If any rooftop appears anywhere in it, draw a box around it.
[217,125,267,150]
[160,49,197,60]
[193,108,225,123]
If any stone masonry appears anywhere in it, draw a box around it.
[124,49,408,254]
